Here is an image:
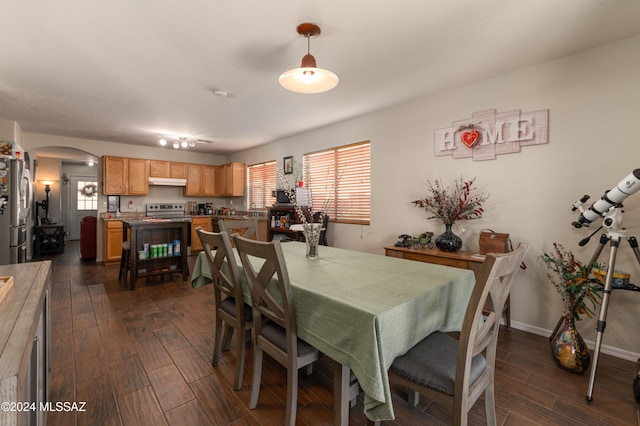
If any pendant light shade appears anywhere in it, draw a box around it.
[279,23,338,94]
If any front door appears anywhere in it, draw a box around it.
[68,176,98,240]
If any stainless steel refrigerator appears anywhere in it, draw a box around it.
[0,156,33,264]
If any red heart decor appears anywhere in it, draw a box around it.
[461,130,480,148]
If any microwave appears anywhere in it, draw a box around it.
[272,188,312,206]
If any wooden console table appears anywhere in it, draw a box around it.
[384,245,511,328]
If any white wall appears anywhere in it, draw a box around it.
[228,35,640,359]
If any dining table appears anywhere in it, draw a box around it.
[191,241,475,424]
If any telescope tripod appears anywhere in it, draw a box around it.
[551,206,640,403]
[583,232,640,403]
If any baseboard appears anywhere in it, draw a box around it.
[509,320,640,362]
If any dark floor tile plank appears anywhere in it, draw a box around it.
[109,355,151,395]
[154,325,191,353]
[164,399,215,425]
[147,363,195,412]
[133,336,174,372]
[170,346,216,383]
[75,374,119,426]
[189,374,251,425]
[117,386,167,426]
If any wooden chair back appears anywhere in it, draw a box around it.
[218,218,258,240]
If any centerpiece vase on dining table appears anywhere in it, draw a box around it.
[551,312,590,374]
[435,223,463,252]
[303,223,322,260]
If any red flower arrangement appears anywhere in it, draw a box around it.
[412,177,489,225]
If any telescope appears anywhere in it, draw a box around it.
[572,169,640,228]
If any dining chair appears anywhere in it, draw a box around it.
[233,235,321,426]
[218,218,258,240]
[196,228,252,391]
[388,243,529,426]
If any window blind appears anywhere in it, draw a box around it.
[247,160,276,209]
[304,141,370,225]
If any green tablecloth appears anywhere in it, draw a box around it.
[192,242,475,421]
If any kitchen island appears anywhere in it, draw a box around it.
[0,261,51,426]
[122,219,190,290]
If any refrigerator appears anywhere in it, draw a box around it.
[0,156,33,264]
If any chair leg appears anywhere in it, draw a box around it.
[118,248,129,281]
[484,384,497,426]
[285,364,298,426]
[221,324,234,352]
[212,317,224,367]
[249,346,263,409]
[233,328,246,391]
[407,390,419,407]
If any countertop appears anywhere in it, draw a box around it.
[0,261,51,424]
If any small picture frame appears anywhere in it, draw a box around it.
[107,195,120,213]
[283,156,293,174]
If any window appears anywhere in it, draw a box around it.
[77,180,98,210]
[247,160,277,209]
[304,141,370,225]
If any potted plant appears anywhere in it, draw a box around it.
[540,243,602,373]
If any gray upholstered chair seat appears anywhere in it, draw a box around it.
[220,297,252,321]
[261,320,318,358]
[390,331,487,396]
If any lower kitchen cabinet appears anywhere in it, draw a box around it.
[191,217,213,253]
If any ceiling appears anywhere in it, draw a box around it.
[2,1,640,156]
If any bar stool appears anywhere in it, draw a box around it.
[118,241,130,281]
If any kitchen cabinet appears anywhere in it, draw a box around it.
[149,160,187,179]
[104,220,123,265]
[102,156,149,195]
[184,164,219,197]
[218,162,246,196]
[191,216,213,252]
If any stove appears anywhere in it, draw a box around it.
[145,203,191,220]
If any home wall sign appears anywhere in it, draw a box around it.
[434,108,548,161]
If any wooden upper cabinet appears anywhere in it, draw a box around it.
[219,162,246,196]
[184,163,202,196]
[103,156,149,195]
[103,156,128,195]
[184,164,219,197]
[201,165,219,196]
[169,162,187,179]
[150,160,187,179]
[128,158,149,195]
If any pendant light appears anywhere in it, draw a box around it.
[279,23,338,94]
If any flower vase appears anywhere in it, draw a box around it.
[435,224,462,252]
[551,313,590,374]
[303,223,322,260]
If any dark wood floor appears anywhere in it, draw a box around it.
[40,241,639,425]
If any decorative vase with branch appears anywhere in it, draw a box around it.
[412,176,489,252]
[277,165,335,260]
[540,243,603,373]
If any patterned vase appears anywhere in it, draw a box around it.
[551,313,590,374]
[435,224,462,252]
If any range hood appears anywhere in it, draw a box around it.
[148,177,187,186]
